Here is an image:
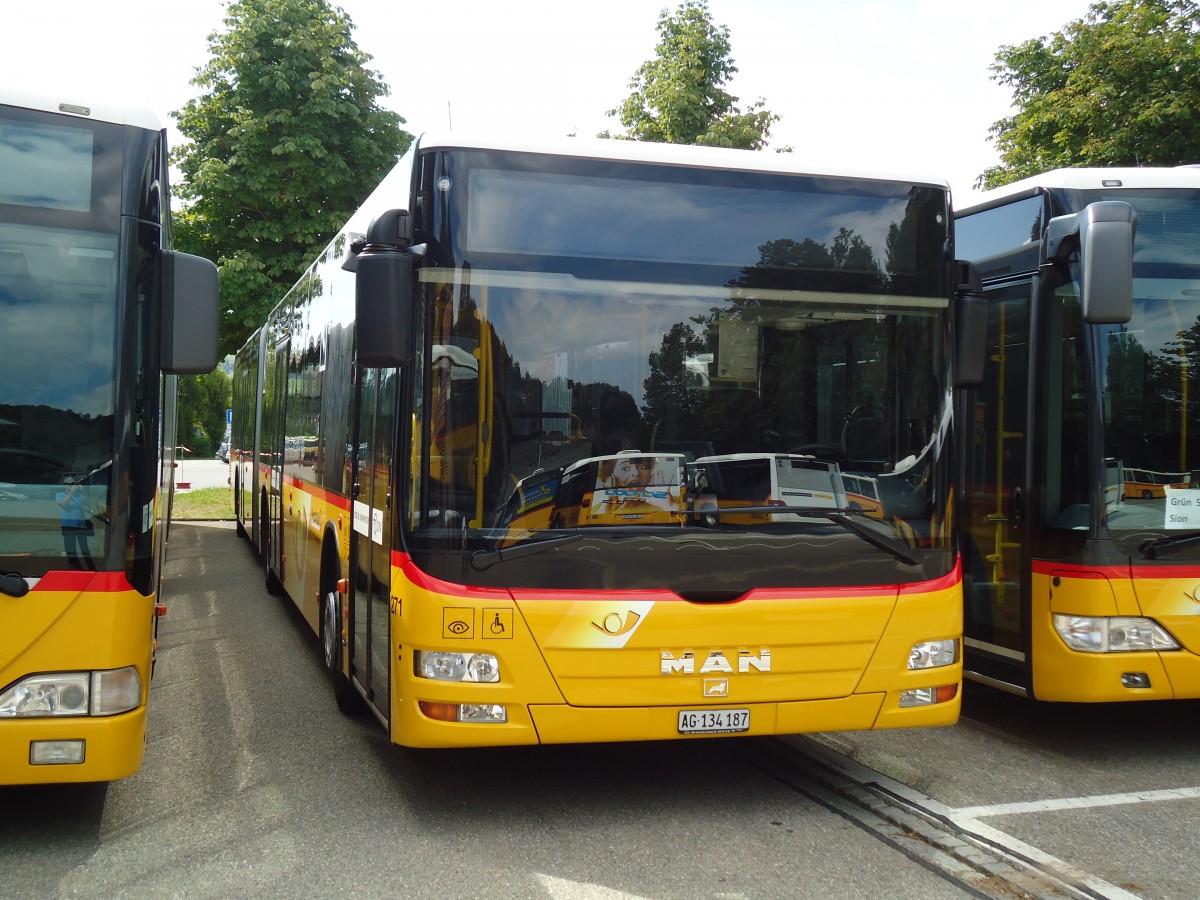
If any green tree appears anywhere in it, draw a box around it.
[642,321,707,437]
[981,0,1200,188]
[602,0,782,150]
[178,369,232,458]
[172,0,412,357]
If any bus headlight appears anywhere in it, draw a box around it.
[0,667,140,718]
[0,673,88,717]
[1053,615,1180,653]
[416,651,501,683]
[907,639,958,669]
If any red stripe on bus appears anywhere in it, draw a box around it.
[1033,559,1200,581]
[899,557,961,594]
[34,571,135,593]
[397,556,512,600]
[1032,561,1115,579]
[281,475,352,511]
[1128,564,1200,579]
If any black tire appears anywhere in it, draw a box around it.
[262,495,283,595]
[320,543,365,715]
[234,471,248,539]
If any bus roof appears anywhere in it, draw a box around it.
[1,88,162,132]
[957,166,1200,216]
[412,131,951,190]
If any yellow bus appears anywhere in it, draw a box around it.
[955,166,1200,701]
[232,133,978,748]
[1121,467,1191,501]
[0,90,218,783]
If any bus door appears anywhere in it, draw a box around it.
[261,335,289,583]
[350,366,399,721]
[961,282,1032,690]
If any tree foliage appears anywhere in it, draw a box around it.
[602,0,782,150]
[981,0,1200,188]
[178,368,231,458]
[171,0,412,357]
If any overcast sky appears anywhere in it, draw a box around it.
[3,0,1095,200]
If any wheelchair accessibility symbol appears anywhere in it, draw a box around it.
[483,608,513,639]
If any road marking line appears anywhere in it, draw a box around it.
[952,785,1200,820]
[793,737,1154,900]
[537,874,652,899]
[953,819,1145,900]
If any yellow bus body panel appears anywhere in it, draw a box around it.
[389,562,961,748]
[1,577,153,784]
[1034,569,1200,701]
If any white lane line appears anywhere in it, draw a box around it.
[951,819,1146,900]
[538,874,654,899]
[952,786,1200,821]
[793,738,1153,900]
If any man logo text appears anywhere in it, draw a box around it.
[660,649,771,674]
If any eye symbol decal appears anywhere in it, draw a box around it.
[592,610,642,636]
[447,620,470,635]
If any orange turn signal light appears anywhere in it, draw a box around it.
[935,684,958,703]
[419,701,459,722]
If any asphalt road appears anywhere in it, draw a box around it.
[1,522,975,900]
[174,457,231,491]
[7,515,1200,898]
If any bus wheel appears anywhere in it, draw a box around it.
[262,497,283,595]
[234,472,248,539]
[321,575,364,714]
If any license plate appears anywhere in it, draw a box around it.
[677,708,750,734]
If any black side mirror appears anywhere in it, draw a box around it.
[355,209,414,369]
[161,250,219,374]
[1044,200,1137,324]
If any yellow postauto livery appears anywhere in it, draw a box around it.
[383,556,962,747]
[0,90,217,784]
[956,167,1200,701]
[234,133,968,747]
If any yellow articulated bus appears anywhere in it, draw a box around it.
[0,90,218,782]
[955,166,1200,701]
[233,133,982,748]
[1120,467,1190,502]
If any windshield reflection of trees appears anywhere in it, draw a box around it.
[421,221,945,551]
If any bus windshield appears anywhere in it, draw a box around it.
[406,154,953,589]
[1094,190,1200,544]
[0,111,122,571]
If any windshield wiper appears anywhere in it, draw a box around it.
[1139,531,1200,560]
[825,511,922,566]
[688,505,921,566]
[1,572,29,598]
[470,534,584,571]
